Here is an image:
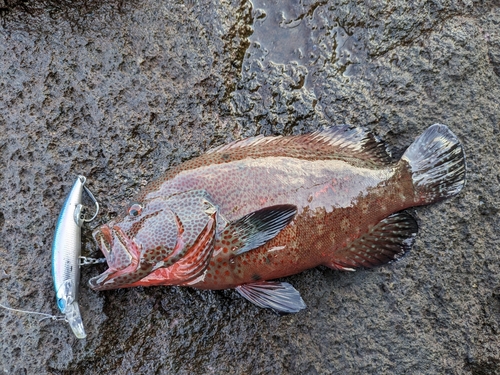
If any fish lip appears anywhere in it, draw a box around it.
[89,225,136,290]
[92,225,113,258]
[88,271,112,290]
[89,226,113,290]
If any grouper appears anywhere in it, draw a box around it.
[89,124,466,313]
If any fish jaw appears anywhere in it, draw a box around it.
[88,224,141,290]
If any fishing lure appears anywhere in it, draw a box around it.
[52,175,100,339]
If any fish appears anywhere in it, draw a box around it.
[89,124,466,313]
[52,175,99,338]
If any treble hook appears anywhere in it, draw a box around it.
[82,184,99,222]
[73,177,100,226]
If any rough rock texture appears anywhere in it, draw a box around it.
[0,0,499,373]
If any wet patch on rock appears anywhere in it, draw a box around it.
[248,0,367,83]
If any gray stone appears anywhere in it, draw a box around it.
[0,0,499,373]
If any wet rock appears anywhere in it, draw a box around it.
[0,0,499,374]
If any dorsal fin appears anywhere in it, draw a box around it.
[207,134,276,154]
[207,125,392,167]
[306,126,391,165]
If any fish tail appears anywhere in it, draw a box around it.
[402,124,466,205]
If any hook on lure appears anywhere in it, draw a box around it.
[1,176,102,337]
[74,177,100,226]
[52,175,101,339]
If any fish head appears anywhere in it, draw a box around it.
[89,190,217,290]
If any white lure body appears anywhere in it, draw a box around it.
[52,176,88,339]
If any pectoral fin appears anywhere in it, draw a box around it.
[218,205,297,256]
[327,211,418,270]
[235,281,306,313]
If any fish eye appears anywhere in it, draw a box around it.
[128,203,143,217]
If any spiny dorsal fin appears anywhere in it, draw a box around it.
[207,134,274,154]
[327,211,418,270]
[207,125,391,167]
[306,126,391,165]
[216,205,297,256]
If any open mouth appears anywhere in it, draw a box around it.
[88,225,137,290]
[93,225,113,259]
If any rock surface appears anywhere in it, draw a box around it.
[0,0,499,373]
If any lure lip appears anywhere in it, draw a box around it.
[64,302,87,339]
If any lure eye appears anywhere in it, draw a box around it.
[57,298,66,311]
[128,203,143,217]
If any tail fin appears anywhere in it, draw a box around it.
[402,124,466,205]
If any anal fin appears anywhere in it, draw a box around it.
[328,212,418,270]
[235,281,306,314]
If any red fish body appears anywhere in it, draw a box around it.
[89,125,465,313]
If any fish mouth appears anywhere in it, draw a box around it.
[88,224,137,290]
[93,225,113,259]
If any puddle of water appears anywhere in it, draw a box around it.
[249,0,313,64]
[247,0,368,86]
[227,0,371,130]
